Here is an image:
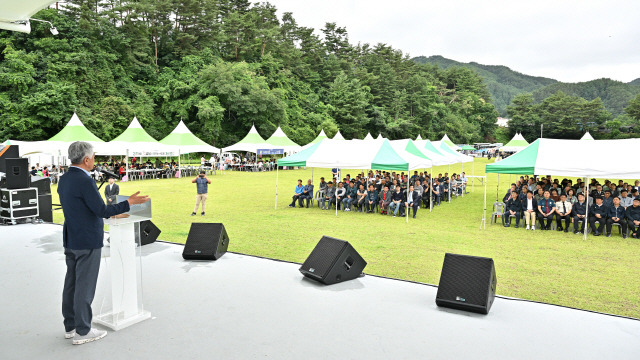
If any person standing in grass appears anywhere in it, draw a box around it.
[191,170,211,216]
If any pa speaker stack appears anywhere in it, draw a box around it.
[5,158,29,189]
[299,236,367,285]
[436,253,497,314]
[0,145,20,174]
[182,223,229,260]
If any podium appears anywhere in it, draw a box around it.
[94,195,152,331]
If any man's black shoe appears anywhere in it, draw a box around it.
[191,212,196,216]
[606,233,612,237]
[564,228,569,233]
[594,231,600,236]
[288,204,294,208]
[623,233,628,239]
[413,215,416,219]
[557,226,563,231]
[514,224,519,229]
[504,223,510,227]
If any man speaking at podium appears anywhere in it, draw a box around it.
[58,141,149,345]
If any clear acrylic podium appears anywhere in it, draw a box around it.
[94,195,152,331]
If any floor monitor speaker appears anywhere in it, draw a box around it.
[182,223,229,260]
[5,158,29,189]
[138,220,161,246]
[299,236,367,285]
[436,253,497,314]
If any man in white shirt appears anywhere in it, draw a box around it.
[523,191,537,230]
[555,194,572,232]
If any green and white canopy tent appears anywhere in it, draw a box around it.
[460,145,475,151]
[376,134,384,140]
[9,113,105,157]
[432,141,473,163]
[160,120,220,154]
[485,138,640,237]
[300,129,328,150]
[100,116,176,156]
[416,134,423,140]
[581,132,594,140]
[440,134,461,151]
[332,130,345,140]
[222,124,270,153]
[264,126,301,154]
[364,132,374,140]
[500,133,529,152]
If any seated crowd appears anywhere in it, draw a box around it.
[288,170,469,219]
[501,176,640,239]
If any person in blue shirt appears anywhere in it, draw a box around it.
[605,196,627,238]
[537,190,556,230]
[289,179,304,208]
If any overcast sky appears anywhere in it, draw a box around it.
[266,0,640,83]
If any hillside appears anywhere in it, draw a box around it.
[413,55,557,115]
[413,55,640,117]
[531,78,640,116]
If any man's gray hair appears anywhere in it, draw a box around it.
[68,141,94,164]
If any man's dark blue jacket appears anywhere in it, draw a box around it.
[58,167,130,250]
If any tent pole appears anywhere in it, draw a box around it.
[125,149,129,181]
[430,165,433,213]
[462,161,465,197]
[178,150,181,178]
[472,157,475,192]
[275,166,279,210]
[448,164,451,203]
[496,174,500,202]
[584,177,589,240]
[483,175,487,229]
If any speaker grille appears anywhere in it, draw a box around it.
[301,236,346,278]
[437,254,493,307]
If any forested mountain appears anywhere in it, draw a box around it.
[414,55,640,117]
[413,55,557,115]
[0,1,498,146]
[531,78,640,117]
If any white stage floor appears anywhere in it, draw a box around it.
[1,223,639,359]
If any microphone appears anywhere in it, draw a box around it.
[100,169,121,179]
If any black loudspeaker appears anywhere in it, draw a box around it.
[38,194,53,222]
[436,253,497,314]
[138,220,161,246]
[182,223,229,260]
[299,236,367,285]
[31,176,51,195]
[0,145,20,173]
[5,158,30,189]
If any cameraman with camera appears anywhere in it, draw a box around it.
[191,170,211,216]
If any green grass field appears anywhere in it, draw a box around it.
[50,158,640,318]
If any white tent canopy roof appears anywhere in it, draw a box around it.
[99,116,177,156]
[364,132,374,140]
[0,1,57,33]
[581,132,594,140]
[332,131,345,140]
[159,120,219,154]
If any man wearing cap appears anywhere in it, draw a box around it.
[626,197,640,238]
[589,196,607,236]
[606,196,627,238]
[572,193,588,234]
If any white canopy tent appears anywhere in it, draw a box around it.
[364,132,374,140]
[500,133,530,152]
[221,124,270,153]
[159,120,219,154]
[264,126,301,154]
[581,132,595,141]
[0,0,57,33]
[99,117,176,156]
[332,131,345,140]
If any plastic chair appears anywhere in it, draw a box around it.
[491,202,505,225]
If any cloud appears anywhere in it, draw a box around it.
[267,0,640,82]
